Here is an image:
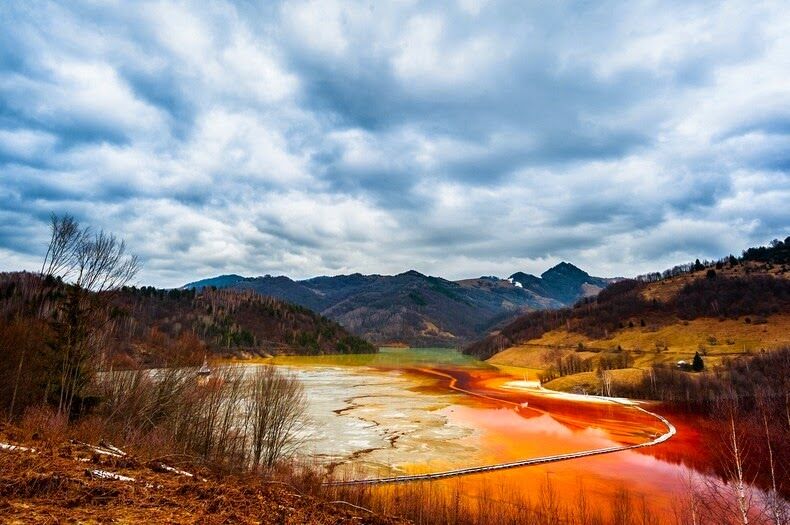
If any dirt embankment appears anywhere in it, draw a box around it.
[0,425,406,525]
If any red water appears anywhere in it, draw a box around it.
[382,365,730,521]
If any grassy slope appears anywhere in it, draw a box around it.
[492,314,790,368]
[539,368,644,393]
[486,263,790,392]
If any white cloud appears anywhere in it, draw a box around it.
[0,0,787,287]
[0,128,57,160]
[391,14,506,89]
[280,0,352,57]
[1,59,168,139]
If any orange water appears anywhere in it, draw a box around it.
[272,350,775,522]
[368,364,724,521]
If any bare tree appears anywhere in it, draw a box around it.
[537,474,561,525]
[73,230,139,293]
[8,215,86,420]
[726,412,751,525]
[40,213,84,279]
[247,365,306,469]
[705,394,753,525]
[599,369,613,397]
[610,486,633,525]
[35,214,141,417]
[675,470,705,525]
[39,213,139,292]
[755,388,788,525]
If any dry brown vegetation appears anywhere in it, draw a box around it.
[94,364,308,471]
[0,420,403,524]
[325,472,788,525]
[327,477,667,525]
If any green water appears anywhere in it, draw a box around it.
[269,346,491,370]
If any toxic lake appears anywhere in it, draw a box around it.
[235,347,761,519]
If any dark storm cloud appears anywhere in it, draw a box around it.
[0,0,788,286]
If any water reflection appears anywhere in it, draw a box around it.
[254,347,778,520]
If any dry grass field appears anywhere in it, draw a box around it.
[486,262,790,393]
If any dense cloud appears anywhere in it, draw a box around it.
[1,1,788,287]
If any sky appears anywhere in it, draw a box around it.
[1,1,788,288]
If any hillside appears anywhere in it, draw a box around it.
[0,426,404,524]
[184,263,612,347]
[111,286,376,363]
[0,272,375,372]
[466,238,790,391]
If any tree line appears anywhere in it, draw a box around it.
[636,236,789,283]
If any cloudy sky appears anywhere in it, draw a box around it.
[1,1,788,287]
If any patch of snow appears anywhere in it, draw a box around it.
[101,443,127,456]
[157,463,205,481]
[0,442,35,452]
[88,469,135,482]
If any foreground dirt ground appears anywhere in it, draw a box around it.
[0,426,405,525]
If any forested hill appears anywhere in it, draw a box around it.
[0,272,375,369]
[465,238,790,360]
[111,285,377,362]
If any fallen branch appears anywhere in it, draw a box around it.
[70,440,124,458]
[98,441,127,456]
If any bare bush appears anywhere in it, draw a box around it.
[247,365,306,469]
[92,364,306,472]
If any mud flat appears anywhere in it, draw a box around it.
[282,365,479,479]
[259,348,669,480]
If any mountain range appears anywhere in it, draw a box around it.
[183,263,618,346]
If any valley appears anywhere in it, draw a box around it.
[2,224,788,524]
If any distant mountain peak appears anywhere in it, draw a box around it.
[541,261,589,280]
[399,269,426,278]
[507,263,608,305]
